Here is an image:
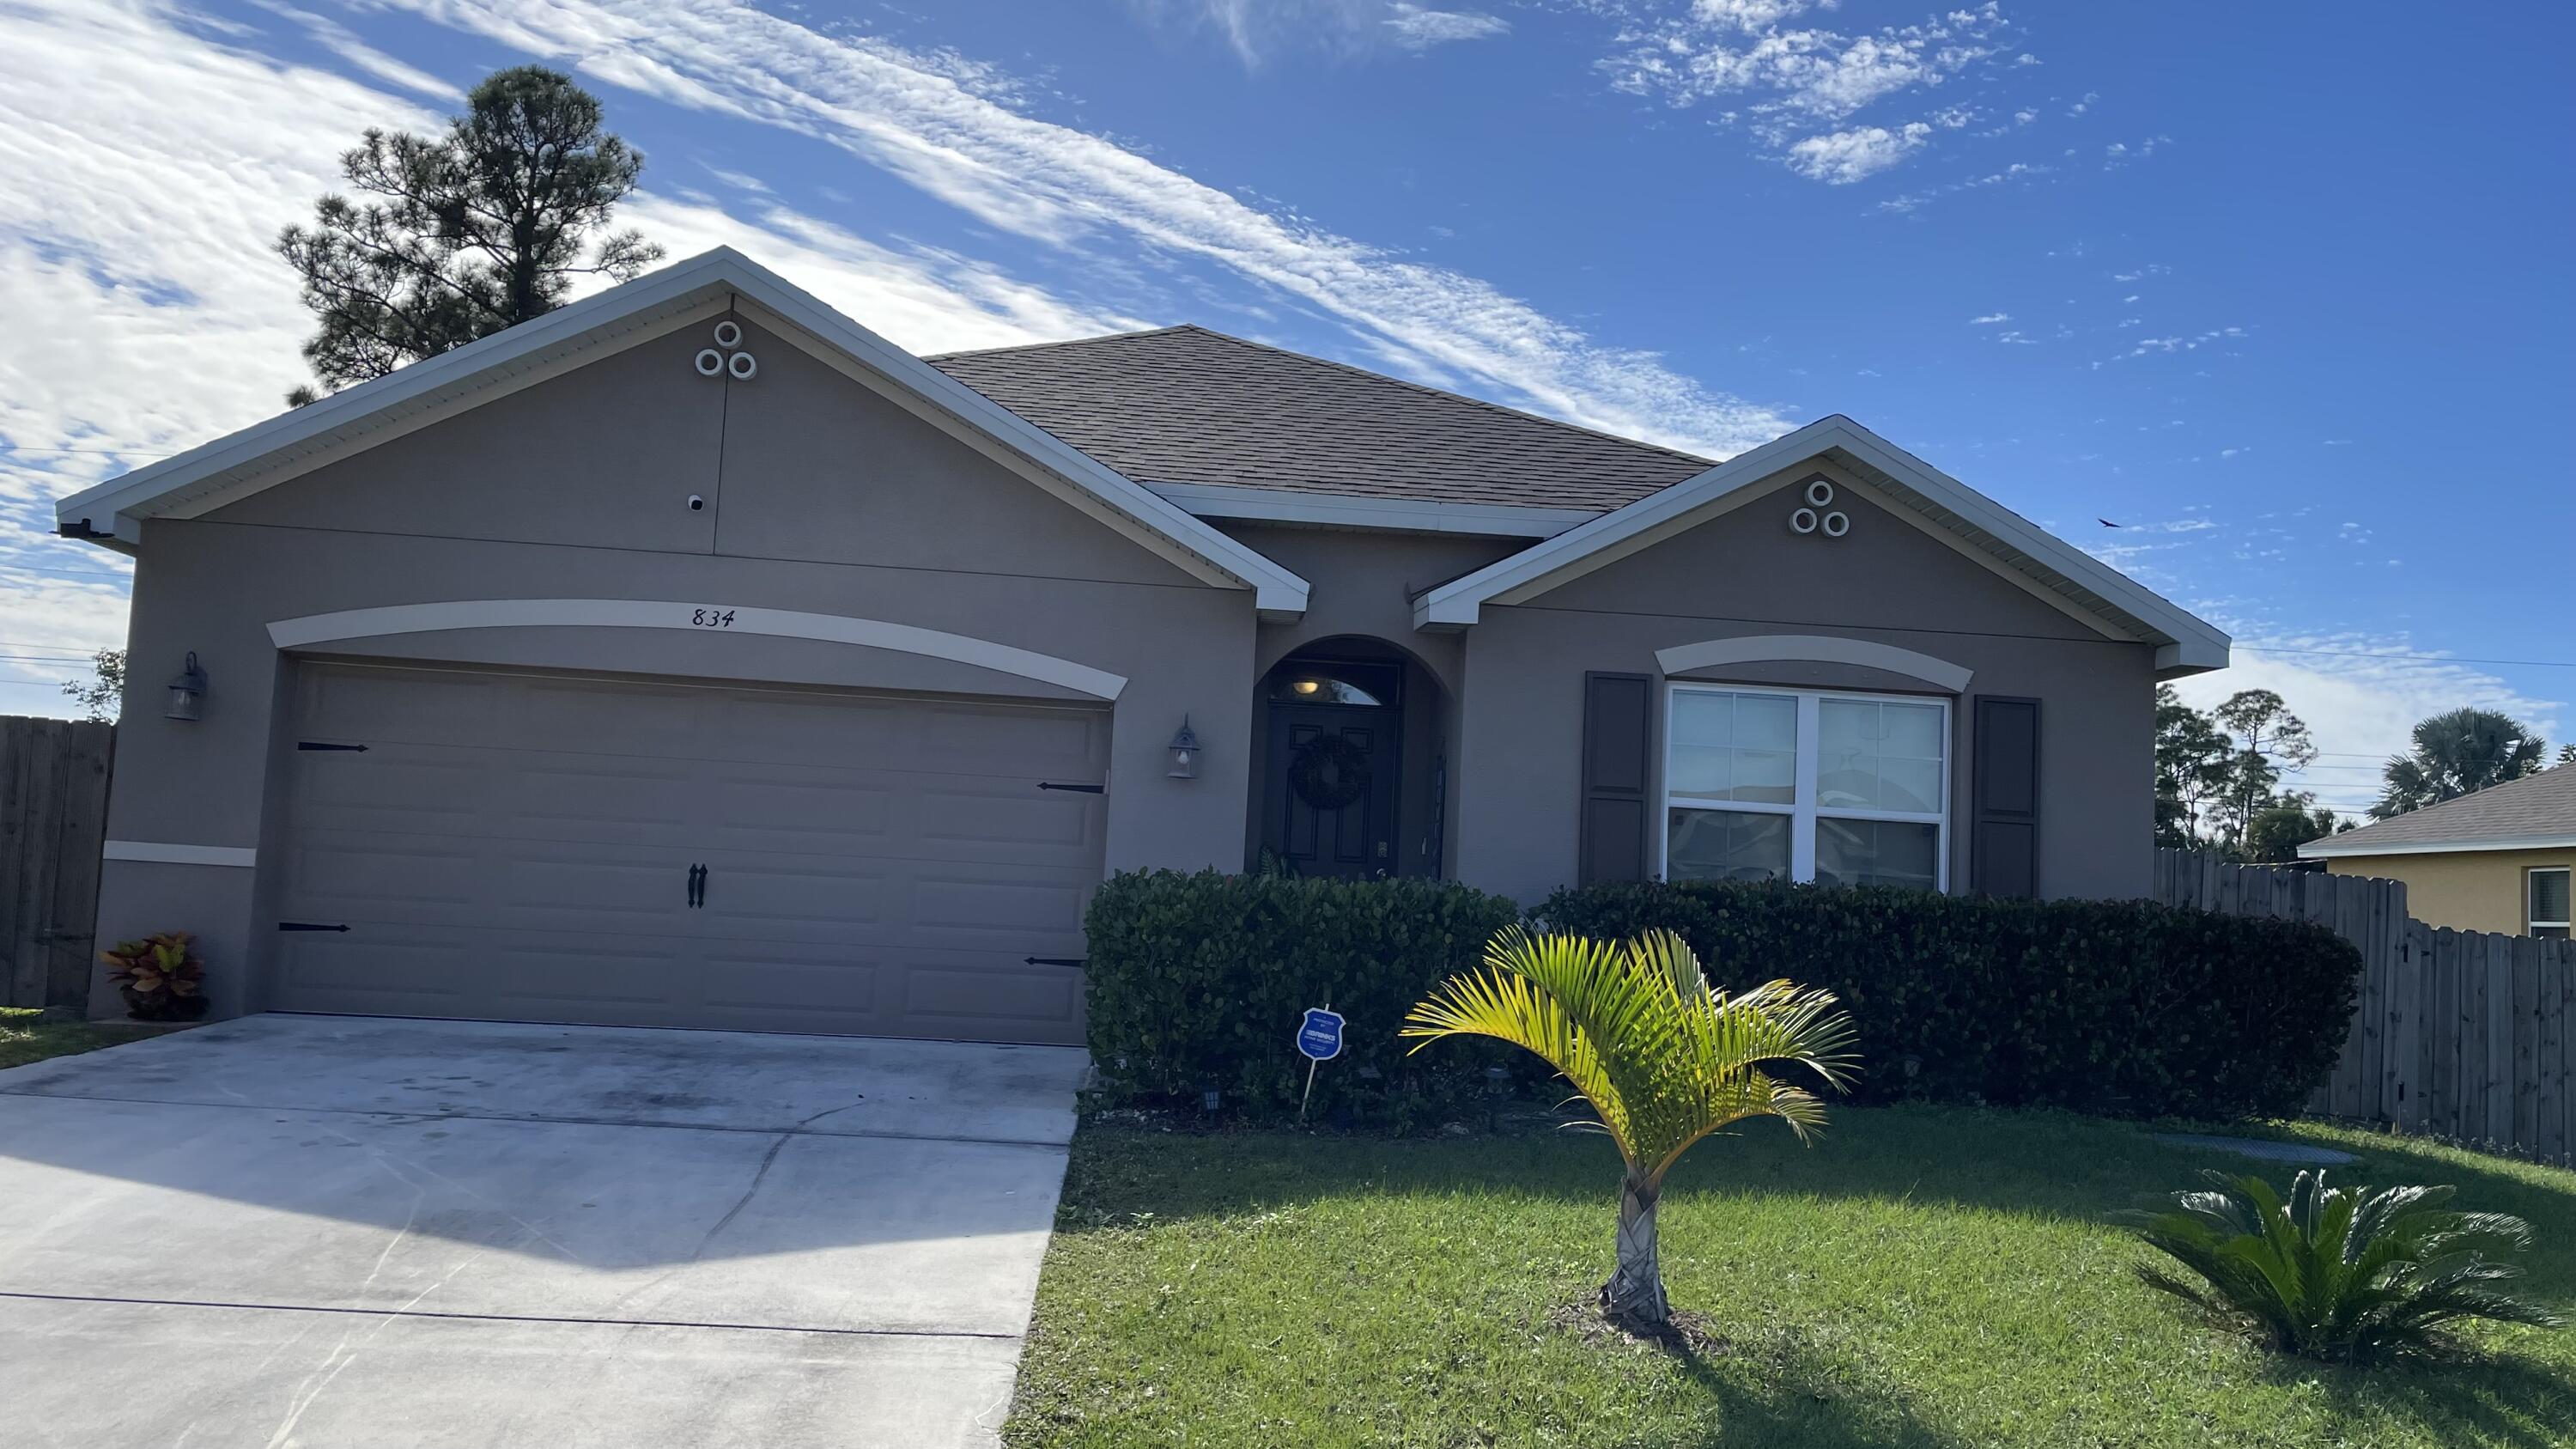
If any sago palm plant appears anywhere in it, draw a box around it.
[1403,927,1856,1328]
[2119,1169,2563,1361]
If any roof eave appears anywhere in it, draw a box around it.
[2300,833,2576,861]
[1410,416,2233,667]
[56,248,1309,618]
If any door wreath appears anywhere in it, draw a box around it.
[1290,734,1373,811]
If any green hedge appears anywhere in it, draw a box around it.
[1535,880,2361,1120]
[1083,870,1522,1128]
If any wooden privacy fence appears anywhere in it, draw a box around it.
[2155,848,2576,1161]
[0,717,115,1013]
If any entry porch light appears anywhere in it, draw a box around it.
[1167,716,1202,779]
[165,652,208,722]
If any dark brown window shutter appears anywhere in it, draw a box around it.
[1580,672,1653,884]
[1971,696,2040,898]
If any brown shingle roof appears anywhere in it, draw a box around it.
[2311,764,2576,853]
[925,325,1715,512]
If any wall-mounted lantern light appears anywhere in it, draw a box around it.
[1167,715,1201,779]
[165,652,208,722]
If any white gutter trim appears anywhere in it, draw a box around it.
[267,599,1129,701]
[105,841,258,868]
[2299,833,2576,861]
[1145,482,1595,539]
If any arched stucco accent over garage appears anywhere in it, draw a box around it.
[266,599,1129,700]
[1653,634,1973,694]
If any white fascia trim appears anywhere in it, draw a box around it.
[2299,834,2576,861]
[55,247,1311,619]
[1145,482,1595,539]
[106,841,258,868]
[1656,635,1973,693]
[1412,416,2233,673]
[268,600,1129,701]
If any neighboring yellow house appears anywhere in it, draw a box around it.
[2300,764,2576,938]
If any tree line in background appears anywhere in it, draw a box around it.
[2157,688,2569,863]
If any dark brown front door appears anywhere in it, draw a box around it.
[1266,706,1401,879]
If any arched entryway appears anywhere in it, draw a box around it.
[1250,636,1452,880]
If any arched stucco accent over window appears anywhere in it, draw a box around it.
[1652,634,1972,694]
[265,599,1128,700]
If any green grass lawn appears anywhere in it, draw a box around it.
[0,1007,128,1070]
[1005,1108,2576,1449]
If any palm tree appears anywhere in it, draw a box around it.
[1403,928,1856,1328]
[2373,709,2547,819]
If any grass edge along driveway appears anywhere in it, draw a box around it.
[1005,1106,2575,1449]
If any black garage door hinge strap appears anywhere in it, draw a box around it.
[1036,782,1103,793]
[277,922,351,933]
[297,741,369,752]
[1024,956,1085,968]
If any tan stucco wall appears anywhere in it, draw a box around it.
[2324,848,2576,935]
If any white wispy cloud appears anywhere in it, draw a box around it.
[1599,0,2014,180]
[1383,4,1510,49]
[1783,121,1933,182]
[366,0,1795,457]
[1138,0,1508,64]
[1969,312,2011,324]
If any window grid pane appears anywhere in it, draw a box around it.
[1663,685,1949,891]
[2531,868,2572,931]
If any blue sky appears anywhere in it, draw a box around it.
[2,0,2569,816]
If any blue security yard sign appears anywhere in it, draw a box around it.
[1297,1007,1346,1062]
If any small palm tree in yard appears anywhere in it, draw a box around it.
[1403,928,1856,1330]
[2120,1170,2563,1362]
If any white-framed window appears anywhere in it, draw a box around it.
[2529,867,2572,940]
[1660,683,1950,892]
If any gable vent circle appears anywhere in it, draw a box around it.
[1789,507,1820,535]
[712,320,744,348]
[726,350,759,381]
[693,348,726,377]
[1822,510,1850,538]
[1804,478,1836,507]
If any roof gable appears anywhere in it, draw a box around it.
[56,249,1309,618]
[927,325,1712,512]
[1410,415,2232,677]
[2302,765,2576,858]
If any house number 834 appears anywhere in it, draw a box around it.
[690,608,736,629]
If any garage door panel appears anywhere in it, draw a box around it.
[913,703,1108,779]
[272,663,1105,1043]
[276,835,483,915]
[692,859,889,932]
[909,868,1094,948]
[899,958,1084,1046]
[697,947,885,1031]
[287,753,496,838]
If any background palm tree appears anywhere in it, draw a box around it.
[2372,709,2547,819]
[1404,928,1856,1329]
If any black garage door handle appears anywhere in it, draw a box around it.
[277,922,350,933]
[1024,956,1085,968]
[1036,782,1103,794]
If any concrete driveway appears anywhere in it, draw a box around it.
[0,1014,1087,1447]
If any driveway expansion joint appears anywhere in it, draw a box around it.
[0,1087,1072,1151]
[0,1290,1025,1342]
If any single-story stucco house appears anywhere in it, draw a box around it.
[55,248,2230,1045]
[2300,765,2576,938]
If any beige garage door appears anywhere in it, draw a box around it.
[269,663,1108,1044]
